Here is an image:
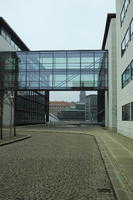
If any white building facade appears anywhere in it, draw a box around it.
[103,0,133,138]
[116,0,133,138]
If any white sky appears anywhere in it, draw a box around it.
[0,0,116,102]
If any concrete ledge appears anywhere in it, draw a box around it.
[0,135,31,147]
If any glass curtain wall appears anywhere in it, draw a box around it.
[0,50,108,91]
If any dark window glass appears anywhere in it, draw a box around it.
[120,8,124,25]
[125,29,130,47]
[125,0,130,12]
[120,0,130,26]
[131,60,133,80]
[131,19,133,38]
[17,52,27,63]
[131,102,133,121]
[121,39,125,56]
[122,103,130,121]
[125,65,131,84]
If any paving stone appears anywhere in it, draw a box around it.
[0,131,116,200]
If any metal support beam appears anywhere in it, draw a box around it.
[45,91,49,123]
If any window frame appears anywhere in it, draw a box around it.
[120,0,130,26]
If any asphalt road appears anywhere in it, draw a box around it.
[0,131,117,200]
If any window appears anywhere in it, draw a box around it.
[125,29,130,48]
[131,60,133,80]
[125,0,130,12]
[131,18,133,39]
[131,102,133,121]
[121,39,126,56]
[121,20,133,57]
[122,103,130,121]
[122,61,133,88]
[120,0,130,26]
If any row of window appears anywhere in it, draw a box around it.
[120,0,130,26]
[122,60,133,88]
[0,27,21,51]
[121,18,133,56]
[122,102,133,121]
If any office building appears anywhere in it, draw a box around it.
[103,0,133,138]
[85,94,97,122]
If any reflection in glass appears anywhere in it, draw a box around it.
[40,53,53,63]
[67,52,80,63]
[54,52,66,63]
[17,52,26,63]
[81,51,94,63]
[27,53,39,64]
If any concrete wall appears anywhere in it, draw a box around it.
[105,19,117,130]
[0,35,16,127]
[116,0,133,138]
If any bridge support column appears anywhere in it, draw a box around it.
[45,91,49,123]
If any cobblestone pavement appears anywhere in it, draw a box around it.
[0,131,117,200]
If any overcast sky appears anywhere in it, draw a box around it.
[0,0,115,101]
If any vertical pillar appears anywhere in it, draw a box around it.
[13,90,17,137]
[0,90,3,139]
[45,91,49,123]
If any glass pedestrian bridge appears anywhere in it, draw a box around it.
[0,50,108,91]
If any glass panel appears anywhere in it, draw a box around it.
[27,53,39,63]
[131,102,133,121]
[121,39,125,56]
[53,73,67,87]
[125,29,130,47]
[17,52,27,63]
[40,70,52,82]
[81,62,94,69]
[27,82,39,88]
[54,52,66,63]
[125,0,129,11]
[18,63,26,70]
[40,52,53,63]
[131,19,133,38]
[125,65,131,84]
[67,63,80,69]
[67,52,80,63]
[121,8,124,24]
[131,60,133,80]
[40,63,52,70]
[122,103,130,121]
[54,63,66,69]
[81,51,94,63]
[95,52,104,62]
[27,71,39,82]
[67,70,80,87]
[27,63,39,70]
[81,74,94,87]
[19,71,26,82]
[40,82,52,89]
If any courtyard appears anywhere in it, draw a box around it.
[0,126,116,200]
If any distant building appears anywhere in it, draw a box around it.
[49,101,75,116]
[79,91,86,103]
[85,95,97,122]
[57,103,85,121]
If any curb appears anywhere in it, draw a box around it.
[95,135,133,200]
[0,135,31,147]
